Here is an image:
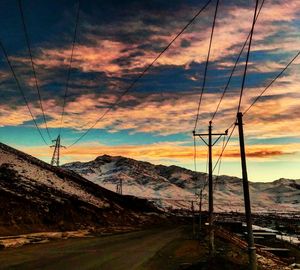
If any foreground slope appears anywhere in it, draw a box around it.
[0,143,161,236]
[63,155,300,212]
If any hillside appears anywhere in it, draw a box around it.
[63,155,300,212]
[0,143,162,236]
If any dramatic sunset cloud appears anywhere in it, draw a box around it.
[0,0,299,181]
[18,141,300,166]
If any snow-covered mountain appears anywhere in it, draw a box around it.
[63,155,300,212]
[0,143,162,236]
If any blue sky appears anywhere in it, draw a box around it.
[0,0,299,182]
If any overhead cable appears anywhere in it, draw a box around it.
[0,40,49,145]
[67,0,213,147]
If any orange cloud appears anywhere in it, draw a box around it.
[1,65,300,141]
[17,141,300,167]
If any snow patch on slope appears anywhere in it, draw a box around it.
[63,155,300,212]
[0,148,109,208]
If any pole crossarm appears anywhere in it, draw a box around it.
[193,129,228,146]
[194,132,227,136]
[193,131,209,146]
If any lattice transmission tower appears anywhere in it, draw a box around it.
[50,135,65,166]
[116,179,122,195]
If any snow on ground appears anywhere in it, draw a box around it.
[63,155,300,212]
[251,224,300,246]
[276,234,300,246]
[91,176,195,202]
[0,148,109,208]
[79,161,196,201]
[0,230,91,248]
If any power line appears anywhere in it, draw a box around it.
[0,40,48,145]
[193,0,219,204]
[18,0,52,141]
[213,122,236,172]
[236,0,259,113]
[67,0,213,148]
[217,136,225,175]
[193,135,197,172]
[214,134,225,190]
[59,0,81,136]
[193,136,198,195]
[243,50,300,115]
[197,0,261,194]
[200,148,209,193]
[206,52,300,198]
[193,0,219,132]
[211,0,265,122]
[197,146,209,195]
[211,54,299,190]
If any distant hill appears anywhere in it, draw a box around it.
[63,155,300,212]
[0,143,162,236]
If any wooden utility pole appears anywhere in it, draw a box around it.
[198,189,203,232]
[191,201,195,237]
[208,122,213,254]
[236,112,257,270]
[193,122,227,256]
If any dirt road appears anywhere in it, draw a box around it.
[0,227,201,270]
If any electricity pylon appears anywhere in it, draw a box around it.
[116,178,122,195]
[50,135,65,166]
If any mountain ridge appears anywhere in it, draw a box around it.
[65,154,300,184]
[63,154,300,212]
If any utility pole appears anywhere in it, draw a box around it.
[236,112,257,270]
[50,135,65,166]
[198,189,203,232]
[191,200,195,237]
[193,122,227,256]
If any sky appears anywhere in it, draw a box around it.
[0,0,299,182]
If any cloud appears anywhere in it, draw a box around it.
[17,140,299,166]
[222,149,296,159]
[0,64,299,142]
[0,0,299,177]
[7,0,299,80]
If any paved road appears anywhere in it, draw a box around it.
[0,227,195,270]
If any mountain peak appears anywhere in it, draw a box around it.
[274,178,299,185]
[95,154,114,163]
